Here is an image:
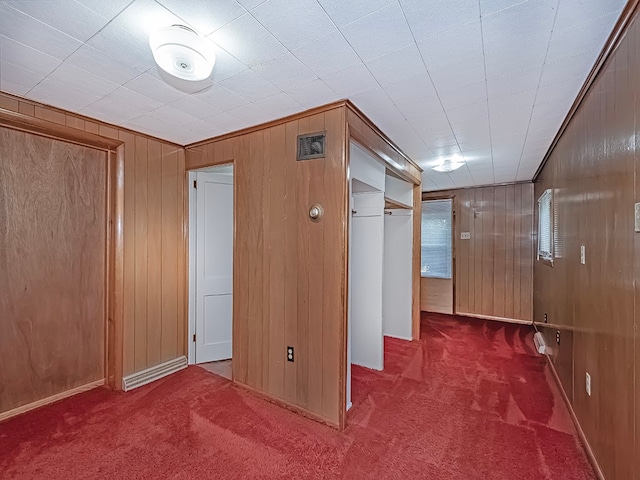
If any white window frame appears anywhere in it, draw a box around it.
[537,189,553,264]
[421,199,453,279]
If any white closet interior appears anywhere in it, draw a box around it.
[347,141,413,410]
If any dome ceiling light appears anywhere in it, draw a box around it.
[149,25,215,81]
[432,154,465,172]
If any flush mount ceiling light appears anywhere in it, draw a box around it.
[432,155,465,172]
[149,25,215,81]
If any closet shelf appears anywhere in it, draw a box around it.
[384,197,412,210]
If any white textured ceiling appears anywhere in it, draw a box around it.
[0,0,626,191]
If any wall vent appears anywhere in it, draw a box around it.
[297,132,326,160]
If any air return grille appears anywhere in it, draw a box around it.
[297,132,326,160]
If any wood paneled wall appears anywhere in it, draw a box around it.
[423,183,534,322]
[186,106,347,428]
[0,127,106,413]
[533,8,640,478]
[0,92,187,392]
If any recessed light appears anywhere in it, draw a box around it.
[149,25,215,82]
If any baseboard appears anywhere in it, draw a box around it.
[455,311,533,326]
[545,354,606,480]
[122,356,187,391]
[0,379,105,423]
[233,381,340,430]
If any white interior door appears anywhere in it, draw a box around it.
[195,171,233,364]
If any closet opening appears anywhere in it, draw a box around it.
[347,141,413,411]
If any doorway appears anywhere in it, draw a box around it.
[188,164,234,379]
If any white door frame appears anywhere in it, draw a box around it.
[188,170,197,364]
[187,164,235,365]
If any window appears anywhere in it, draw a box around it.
[421,199,452,278]
[537,189,553,263]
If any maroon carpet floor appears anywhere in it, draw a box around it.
[0,313,594,479]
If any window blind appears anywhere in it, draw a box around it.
[421,199,452,279]
[538,189,553,261]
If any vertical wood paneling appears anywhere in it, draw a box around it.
[247,131,265,389]
[0,127,106,412]
[176,148,186,357]
[457,190,470,314]
[0,91,188,393]
[133,136,149,371]
[412,184,422,340]
[321,108,344,421]
[423,183,534,322]
[504,185,515,318]
[146,140,162,367]
[283,119,299,404]
[261,129,271,391]
[295,117,310,409]
[120,130,136,376]
[493,186,506,318]
[161,144,178,362]
[184,105,351,428]
[534,10,640,479]
[267,124,286,399]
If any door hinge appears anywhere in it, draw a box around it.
[193,180,197,189]
[192,334,196,342]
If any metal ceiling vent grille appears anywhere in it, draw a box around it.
[297,132,326,160]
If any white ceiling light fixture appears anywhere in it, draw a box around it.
[432,154,465,173]
[149,25,215,81]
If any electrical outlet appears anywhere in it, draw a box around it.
[586,372,591,396]
[544,313,548,323]
[580,245,586,265]
[556,330,560,345]
[287,346,294,362]
[460,232,471,240]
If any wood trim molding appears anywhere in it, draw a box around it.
[423,181,532,198]
[0,379,105,423]
[348,127,421,185]
[110,146,125,390]
[0,107,121,151]
[412,185,422,340]
[533,0,640,180]
[455,312,534,326]
[0,113,125,395]
[344,100,423,174]
[545,354,605,480]
[0,91,183,148]
[185,100,349,149]
[339,106,349,431]
[233,380,340,429]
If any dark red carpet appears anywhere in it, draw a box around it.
[0,313,594,479]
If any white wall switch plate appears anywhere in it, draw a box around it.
[635,203,640,232]
[460,232,471,240]
[585,372,591,396]
[580,245,586,265]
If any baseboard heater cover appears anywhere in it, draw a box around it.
[122,356,187,391]
[533,332,547,355]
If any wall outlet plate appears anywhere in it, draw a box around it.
[580,245,586,265]
[460,232,471,240]
[586,372,591,396]
[556,330,560,345]
[287,346,294,362]
[635,203,640,232]
[544,313,548,323]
